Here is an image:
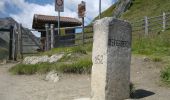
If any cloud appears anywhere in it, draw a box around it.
[0,0,5,13]
[7,0,114,29]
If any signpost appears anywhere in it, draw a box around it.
[78,1,86,44]
[55,0,64,35]
[99,0,101,19]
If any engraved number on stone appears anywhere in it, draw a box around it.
[95,55,103,64]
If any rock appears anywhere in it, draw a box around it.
[74,98,90,100]
[143,57,150,62]
[0,59,7,65]
[23,56,49,64]
[49,53,64,63]
[23,53,64,64]
[45,71,59,83]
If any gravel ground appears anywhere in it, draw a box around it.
[0,63,91,100]
[0,56,170,100]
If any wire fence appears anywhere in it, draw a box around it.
[131,12,170,35]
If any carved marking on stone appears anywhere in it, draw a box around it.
[94,55,103,64]
[108,38,130,47]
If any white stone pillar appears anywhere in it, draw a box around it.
[91,17,132,100]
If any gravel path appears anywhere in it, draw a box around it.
[0,64,91,100]
[0,56,170,100]
[130,56,170,100]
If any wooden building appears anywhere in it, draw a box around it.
[32,14,82,50]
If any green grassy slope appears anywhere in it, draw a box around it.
[122,0,170,21]
[95,0,170,21]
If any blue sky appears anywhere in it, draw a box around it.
[0,0,115,33]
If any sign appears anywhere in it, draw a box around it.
[55,0,64,12]
[78,1,86,18]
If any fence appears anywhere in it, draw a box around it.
[39,25,93,51]
[131,12,170,35]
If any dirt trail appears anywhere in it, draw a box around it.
[0,64,91,100]
[0,56,170,100]
[130,56,170,100]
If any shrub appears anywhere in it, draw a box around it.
[161,66,170,83]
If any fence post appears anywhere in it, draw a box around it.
[13,24,17,61]
[50,24,54,49]
[144,16,149,36]
[20,24,23,59]
[9,26,13,60]
[17,24,22,59]
[45,24,49,51]
[162,12,166,31]
[82,17,85,44]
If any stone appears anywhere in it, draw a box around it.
[74,98,90,100]
[143,57,150,62]
[23,53,64,64]
[23,56,49,64]
[0,59,7,65]
[49,53,64,63]
[91,17,132,100]
[45,71,59,83]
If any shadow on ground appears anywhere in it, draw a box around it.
[131,89,155,99]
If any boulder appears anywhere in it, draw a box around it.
[45,71,59,83]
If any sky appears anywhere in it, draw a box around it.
[0,0,115,29]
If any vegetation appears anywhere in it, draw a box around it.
[39,43,92,56]
[9,57,92,75]
[161,66,170,84]
[0,48,8,60]
[9,44,93,75]
[122,0,170,21]
[132,30,170,56]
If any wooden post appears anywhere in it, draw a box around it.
[9,26,13,60]
[162,12,166,31]
[20,24,23,59]
[144,16,149,36]
[17,24,22,59]
[82,17,85,44]
[45,24,49,51]
[13,24,17,61]
[50,24,54,49]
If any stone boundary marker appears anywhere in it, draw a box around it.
[91,17,132,100]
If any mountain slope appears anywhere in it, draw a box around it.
[122,0,170,21]
[95,0,170,21]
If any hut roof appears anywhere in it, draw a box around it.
[32,14,82,29]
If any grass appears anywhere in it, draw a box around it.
[39,43,92,56]
[9,57,92,75]
[132,30,170,56]
[9,44,93,75]
[122,0,170,21]
[161,66,170,84]
[132,30,170,84]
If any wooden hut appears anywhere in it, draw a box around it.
[32,14,82,50]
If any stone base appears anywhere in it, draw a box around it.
[74,98,90,100]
